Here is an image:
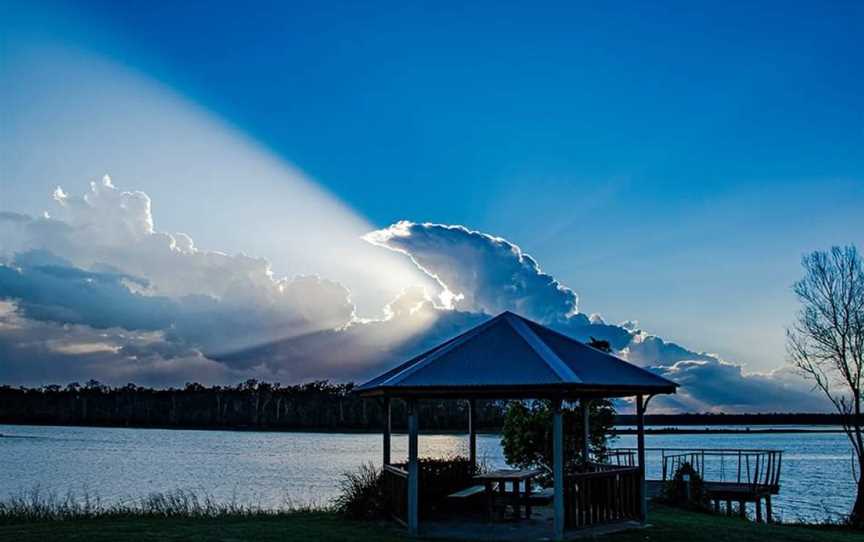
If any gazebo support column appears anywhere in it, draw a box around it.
[382,397,391,467]
[468,399,477,472]
[407,398,419,536]
[552,399,565,541]
[581,399,591,463]
[636,394,647,523]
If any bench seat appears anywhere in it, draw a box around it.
[448,484,487,499]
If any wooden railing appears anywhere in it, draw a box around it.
[565,466,641,529]
[597,449,636,467]
[610,447,782,493]
[657,449,782,492]
[382,464,408,525]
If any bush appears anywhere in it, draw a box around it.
[334,457,479,521]
[661,462,710,510]
[417,456,477,516]
[333,463,385,520]
[394,456,478,519]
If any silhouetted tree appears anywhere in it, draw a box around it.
[788,245,864,527]
[0,380,508,431]
[588,337,612,353]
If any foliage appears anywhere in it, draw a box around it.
[787,245,864,527]
[332,463,385,520]
[660,462,710,510]
[388,456,478,518]
[0,381,508,431]
[333,457,477,521]
[0,487,310,526]
[501,399,615,485]
[414,456,478,517]
[5,505,864,542]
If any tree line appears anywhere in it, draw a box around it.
[0,380,508,431]
[0,379,847,432]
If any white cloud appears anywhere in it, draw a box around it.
[365,221,584,324]
[0,181,832,411]
[1,179,357,364]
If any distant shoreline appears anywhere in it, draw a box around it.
[0,420,848,436]
[612,427,846,435]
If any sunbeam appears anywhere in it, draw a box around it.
[1,41,434,319]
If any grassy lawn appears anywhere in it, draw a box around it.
[2,506,864,541]
[0,512,407,542]
[609,506,864,542]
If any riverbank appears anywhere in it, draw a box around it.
[1,422,847,436]
[2,506,863,541]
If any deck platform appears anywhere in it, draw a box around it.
[646,479,778,522]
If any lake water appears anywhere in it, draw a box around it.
[0,424,854,521]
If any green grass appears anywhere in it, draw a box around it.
[0,511,406,542]
[609,505,864,542]
[2,506,864,541]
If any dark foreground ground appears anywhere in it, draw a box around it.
[2,506,863,542]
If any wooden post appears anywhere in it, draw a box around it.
[407,399,419,536]
[581,398,591,464]
[498,479,507,521]
[738,501,746,519]
[382,397,391,467]
[512,480,521,519]
[484,481,494,522]
[636,394,647,523]
[755,498,762,523]
[468,398,477,472]
[553,398,565,540]
[765,495,773,523]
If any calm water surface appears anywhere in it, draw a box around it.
[0,424,853,521]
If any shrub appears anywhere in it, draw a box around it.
[333,463,385,520]
[660,462,710,510]
[334,456,479,521]
[416,456,477,516]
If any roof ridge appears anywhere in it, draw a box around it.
[505,313,582,384]
[521,316,678,388]
[375,313,505,387]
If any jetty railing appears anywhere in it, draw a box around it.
[564,464,642,529]
[382,464,408,525]
[600,449,637,467]
[610,447,782,492]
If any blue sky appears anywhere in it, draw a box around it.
[2,0,863,383]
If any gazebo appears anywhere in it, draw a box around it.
[357,311,678,539]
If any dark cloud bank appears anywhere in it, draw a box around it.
[0,178,827,412]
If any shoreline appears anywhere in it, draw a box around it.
[0,421,848,435]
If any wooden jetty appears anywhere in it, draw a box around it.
[611,447,782,523]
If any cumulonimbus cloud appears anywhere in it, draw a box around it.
[1,177,356,363]
[364,221,584,324]
[0,180,830,412]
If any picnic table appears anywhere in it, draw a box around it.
[473,468,543,521]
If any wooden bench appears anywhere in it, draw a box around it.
[448,484,487,499]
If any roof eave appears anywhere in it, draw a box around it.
[356,382,677,400]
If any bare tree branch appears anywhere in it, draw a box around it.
[788,245,864,524]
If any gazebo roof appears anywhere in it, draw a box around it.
[357,311,678,399]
